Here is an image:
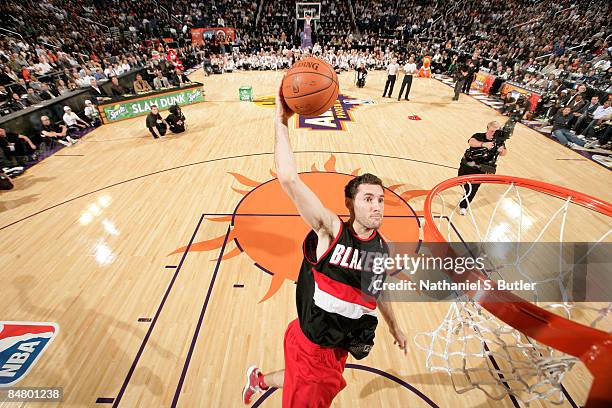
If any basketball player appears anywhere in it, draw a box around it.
[242,85,407,407]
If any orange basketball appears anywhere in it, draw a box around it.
[281,57,339,117]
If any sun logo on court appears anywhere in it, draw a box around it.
[170,154,421,302]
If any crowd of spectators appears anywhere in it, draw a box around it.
[0,0,611,183]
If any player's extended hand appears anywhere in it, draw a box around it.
[391,326,408,355]
[276,83,294,125]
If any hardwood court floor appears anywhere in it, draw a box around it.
[0,69,610,408]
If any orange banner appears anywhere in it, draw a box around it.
[500,82,542,112]
[471,71,496,94]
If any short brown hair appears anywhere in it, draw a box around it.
[344,173,383,199]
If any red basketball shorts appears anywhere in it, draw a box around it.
[282,319,348,408]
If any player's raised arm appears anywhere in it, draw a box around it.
[274,86,340,237]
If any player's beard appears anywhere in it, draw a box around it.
[359,214,382,230]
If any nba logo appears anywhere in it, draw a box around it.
[0,322,59,387]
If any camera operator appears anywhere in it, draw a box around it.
[458,121,508,215]
[355,63,367,88]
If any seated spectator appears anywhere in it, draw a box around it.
[573,96,600,133]
[104,65,119,78]
[173,69,191,86]
[40,115,77,146]
[90,78,107,98]
[584,116,611,149]
[26,87,43,105]
[0,85,8,103]
[166,104,186,133]
[39,83,57,100]
[56,79,70,95]
[84,100,101,127]
[109,76,128,96]
[63,106,89,133]
[1,66,19,86]
[0,127,37,165]
[0,168,15,189]
[0,143,24,178]
[28,75,43,91]
[153,71,171,89]
[580,100,612,137]
[93,68,107,81]
[133,74,152,94]
[13,78,29,95]
[7,92,29,112]
[551,107,588,148]
[146,105,168,139]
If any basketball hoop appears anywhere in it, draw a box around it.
[414,174,612,406]
[304,15,312,27]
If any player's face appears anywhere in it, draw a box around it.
[352,184,385,230]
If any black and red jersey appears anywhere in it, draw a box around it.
[296,220,388,359]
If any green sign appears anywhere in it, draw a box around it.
[102,87,205,122]
[239,86,253,101]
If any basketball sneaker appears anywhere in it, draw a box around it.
[242,365,265,404]
[459,208,466,216]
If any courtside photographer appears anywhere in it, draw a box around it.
[457,120,512,214]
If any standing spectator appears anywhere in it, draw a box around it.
[453,64,469,101]
[382,57,399,98]
[40,115,77,146]
[463,59,476,94]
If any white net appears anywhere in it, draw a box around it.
[414,302,579,404]
[414,178,612,405]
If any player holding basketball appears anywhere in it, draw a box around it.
[242,85,408,407]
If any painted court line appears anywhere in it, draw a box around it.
[171,225,232,407]
[96,397,114,403]
[112,214,205,407]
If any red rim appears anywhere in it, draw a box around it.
[423,174,612,407]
